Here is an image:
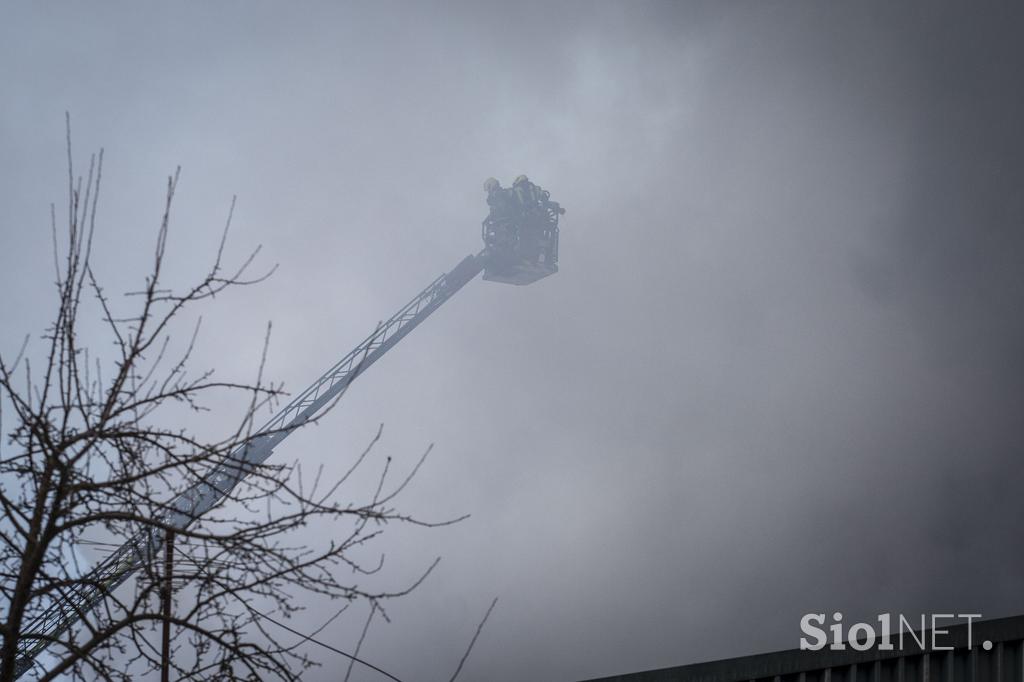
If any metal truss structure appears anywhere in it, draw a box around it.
[12,247,499,678]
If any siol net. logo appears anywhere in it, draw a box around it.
[800,613,986,652]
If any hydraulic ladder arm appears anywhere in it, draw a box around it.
[11,249,490,678]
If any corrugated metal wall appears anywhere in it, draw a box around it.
[748,642,1023,682]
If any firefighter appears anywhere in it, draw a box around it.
[484,177,515,219]
[512,174,539,213]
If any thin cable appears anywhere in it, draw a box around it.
[247,605,404,682]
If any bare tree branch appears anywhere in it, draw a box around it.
[0,130,456,682]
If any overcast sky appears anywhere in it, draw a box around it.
[3,2,1024,680]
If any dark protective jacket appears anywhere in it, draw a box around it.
[513,181,542,213]
[487,187,517,218]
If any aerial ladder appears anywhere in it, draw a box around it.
[10,181,563,679]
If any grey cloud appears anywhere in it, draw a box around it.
[2,2,1024,680]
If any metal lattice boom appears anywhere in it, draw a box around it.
[13,250,489,678]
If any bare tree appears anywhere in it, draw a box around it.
[0,129,456,681]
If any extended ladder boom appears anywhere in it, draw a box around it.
[13,250,489,678]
